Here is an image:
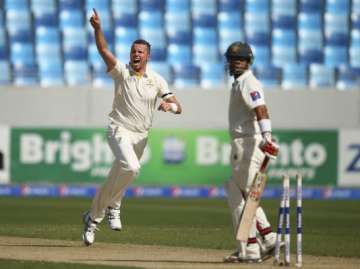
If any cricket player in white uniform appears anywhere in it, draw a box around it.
[82,9,182,246]
[222,42,280,263]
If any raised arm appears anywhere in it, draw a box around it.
[89,9,117,72]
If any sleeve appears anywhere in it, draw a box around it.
[242,79,266,109]
[156,74,174,99]
[108,60,126,81]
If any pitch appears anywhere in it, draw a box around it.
[0,197,359,268]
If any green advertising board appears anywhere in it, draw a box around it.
[270,130,337,185]
[139,129,231,185]
[11,128,109,183]
[10,128,337,186]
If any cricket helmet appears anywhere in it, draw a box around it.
[225,42,254,65]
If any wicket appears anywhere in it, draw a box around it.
[274,173,302,267]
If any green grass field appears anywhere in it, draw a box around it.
[0,259,142,269]
[0,197,359,268]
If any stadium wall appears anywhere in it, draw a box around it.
[1,87,360,193]
[0,86,359,129]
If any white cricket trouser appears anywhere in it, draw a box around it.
[89,123,147,223]
[224,135,272,250]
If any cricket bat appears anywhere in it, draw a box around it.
[236,155,270,242]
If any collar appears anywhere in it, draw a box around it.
[234,69,252,83]
[128,63,149,78]
[232,69,252,88]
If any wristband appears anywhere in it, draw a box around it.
[169,103,178,114]
[259,118,272,133]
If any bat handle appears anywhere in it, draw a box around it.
[260,155,270,172]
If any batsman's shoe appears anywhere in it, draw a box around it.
[106,207,122,231]
[223,246,263,264]
[237,243,263,264]
[223,251,240,263]
[259,232,285,260]
[238,255,263,264]
[82,211,99,246]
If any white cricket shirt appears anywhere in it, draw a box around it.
[108,61,173,133]
[228,69,266,138]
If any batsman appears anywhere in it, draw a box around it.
[223,42,280,263]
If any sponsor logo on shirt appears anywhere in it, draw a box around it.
[250,91,261,101]
[145,79,155,87]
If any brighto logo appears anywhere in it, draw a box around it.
[274,139,327,167]
[268,139,328,180]
[19,131,113,172]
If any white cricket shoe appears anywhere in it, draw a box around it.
[106,207,122,231]
[223,251,240,263]
[223,244,262,263]
[259,232,285,260]
[82,211,99,246]
[239,242,263,263]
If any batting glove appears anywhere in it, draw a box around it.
[260,132,279,159]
